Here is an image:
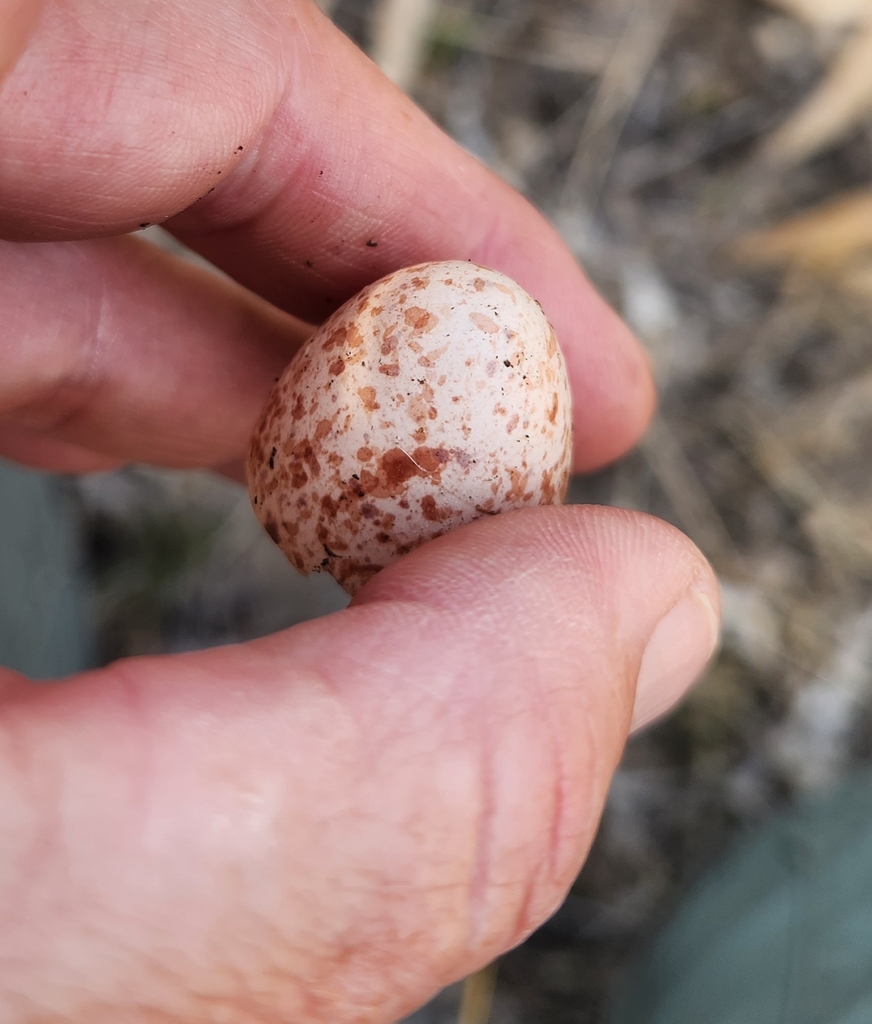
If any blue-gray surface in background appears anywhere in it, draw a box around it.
[609,771,872,1024]
[0,459,94,679]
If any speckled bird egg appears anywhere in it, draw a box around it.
[247,261,572,594]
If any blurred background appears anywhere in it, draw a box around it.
[5,0,872,1019]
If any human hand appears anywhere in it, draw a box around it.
[0,2,720,1021]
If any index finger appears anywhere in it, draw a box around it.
[0,0,654,471]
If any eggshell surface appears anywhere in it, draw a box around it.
[247,261,572,595]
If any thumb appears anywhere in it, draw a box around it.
[0,506,718,1023]
[362,504,721,736]
[0,0,42,82]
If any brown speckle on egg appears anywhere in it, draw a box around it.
[247,261,573,595]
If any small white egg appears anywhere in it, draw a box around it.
[248,261,572,594]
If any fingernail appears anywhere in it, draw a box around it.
[632,582,721,730]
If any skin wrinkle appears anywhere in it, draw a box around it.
[0,726,40,939]
[203,647,460,1007]
[173,938,308,1024]
[105,659,168,863]
[0,4,290,236]
[3,253,104,423]
[165,7,315,240]
[23,723,159,1014]
[541,670,574,899]
[331,673,482,964]
[0,244,95,416]
[451,642,555,953]
[0,705,76,950]
[65,766,321,1011]
[7,247,168,444]
[28,260,111,436]
[504,679,584,949]
[466,207,522,279]
[1,688,177,1018]
[508,857,545,956]
[466,709,499,949]
[572,683,620,843]
[282,601,520,977]
[199,913,311,1011]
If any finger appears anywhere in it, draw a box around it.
[0,426,122,473]
[0,0,654,472]
[0,235,309,469]
[0,0,43,82]
[0,506,718,1023]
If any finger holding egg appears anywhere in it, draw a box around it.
[247,261,572,595]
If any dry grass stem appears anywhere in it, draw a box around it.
[641,419,741,568]
[457,964,498,1024]
[761,19,872,164]
[732,188,872,270]
[370,0,438,91]
[433,7,613,75]
[766,0,872,29]
[718,399,872,576]
[560,0,679,210]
